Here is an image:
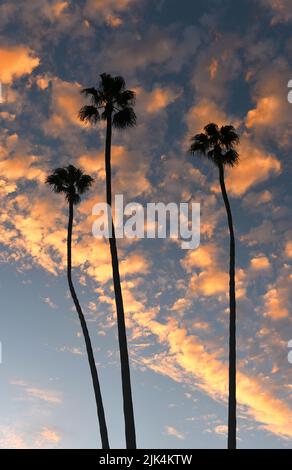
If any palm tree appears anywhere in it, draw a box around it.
[46,165,110,449]
[189,123,240,450]
[79,74,137,449]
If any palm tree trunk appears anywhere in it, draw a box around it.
[105,115,137,449]
[218,163,237,450]
[67,200,110,449]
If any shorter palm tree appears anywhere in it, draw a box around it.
[46,165,109,449]
[189,123,240,449]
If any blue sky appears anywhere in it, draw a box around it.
[0,0,291,448]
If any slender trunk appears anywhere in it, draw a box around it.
[105,115,137,449]
[67,200,110,449]
[218,163,237,450]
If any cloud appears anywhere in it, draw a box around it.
[144,318,292,439]
[83,0,135,27]
[225,135,281,197]
[43,297,58,309]
[181,244,246,299]
[245,57,292,148]
[0,425,62,449]
[0,155,45,182]
[85,0,136,18]
[240,220,277,247]
[164,425,185,440]
[190,269,229,296]
[250,256,271,271]
[208,58,219,79]
[257,0,292,24]
[97,25,200,75]
[246,96,282,129]
[214,424,228,436]
[42,1,70,21]
[11,380,62,405]
[263,273,291,321]
[45,78,85,137]
[39,427,61,444]
[0,427,26,449]
[135,85,181,114]
[285,241,292,258]
[186,98,230,134]
[79,145,151,198]
[0,45,40,84]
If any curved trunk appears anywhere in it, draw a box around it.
[105,115,137,449]
[67,200,110,449]
[218,163,237,450]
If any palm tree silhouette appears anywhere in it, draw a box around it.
[46,165,110,449]
[189,123,240,450]
[79,74,137,449]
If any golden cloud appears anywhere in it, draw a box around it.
[225,135,281,196]
[263,287,289,320]
[135,86,181,114]
[143,317,292,439]
[250,256,271,270]
[0,45,40,84]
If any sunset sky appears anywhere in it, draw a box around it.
[0,0,292,449]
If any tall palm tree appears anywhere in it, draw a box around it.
[79,73,137,449]
[189,123,240,450]
[46,165,110,449]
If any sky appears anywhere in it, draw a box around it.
[0,0,292,449]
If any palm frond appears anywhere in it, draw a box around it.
[204,123,220,145]
[100,73,115,95]
[77,174,94,194]
[111,75,126,94]
[79,105,100,124]
[115,89,136,108]
[220,125,239,149]
[222,149,239,167]
[189,133,209,155]
[113,107,137,129]
[81,87,103,107]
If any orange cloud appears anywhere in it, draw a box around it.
[246,96,282,128]
[142,317,292,439]
[186,98,230,133]
[79,145,151,198]
[285,241,292,258]
[106,15,123,27]
[190,269,229,296]
[45,78,85,136]
[44,1,69,20]
[182,244,218,271]
[135,86,181,114]
[84,0,135,21]
[0,45,40,84]
[263,288,289,320]
[0,155,45,182]
[208,58,218,79]
[250,256,271,270]
[225,135,281,196]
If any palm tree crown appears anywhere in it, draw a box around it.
[79,73,136,129]
[189,123,239,167]
[46,165,94,204]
